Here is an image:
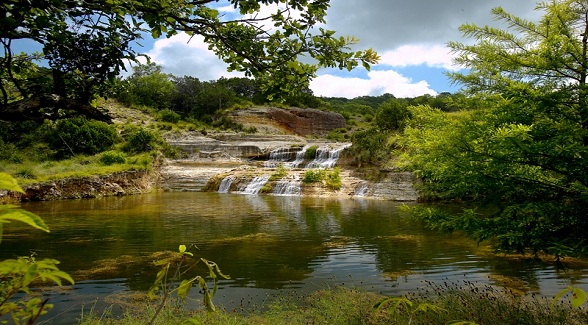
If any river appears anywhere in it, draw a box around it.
[2,192,587,323]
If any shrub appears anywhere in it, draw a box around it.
[48,117,118,158]
[123,128,158,154]
[157,109,181,123]
[269,164,288,181]
[375,99,411,131]
[303,169,324,183]
[100,150,127,165]
[305,145,318,160]
[325,167,342,190]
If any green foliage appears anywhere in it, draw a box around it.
[48,117,118,158]
[117,63,177,110]
[2,0,377,121]
[99,150,127,165]
[156,109,181,123]
[325,128,348,142]
[123,128,158,154]
[349,128,391,166]
[553,286,587,309]
[304,146,318,160]
[0,173,74,324]
[325,167,342,190]
[268,164,288,181]
[147,244,229,324]
[302,168,341,190]
[374,296,447,324]
[400,1,588,257]
[302,169,324,183]
[374,99,411,131]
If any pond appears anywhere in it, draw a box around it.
[2,192,587,324]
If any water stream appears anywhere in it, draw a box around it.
[1,192,586,324]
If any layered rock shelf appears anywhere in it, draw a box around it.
[161,133,419,201]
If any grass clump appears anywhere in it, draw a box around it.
[304,145,318,160]
[268,164,288,181]
[100,151,127,165]
[303,168,341,190]
[78,283,588,325]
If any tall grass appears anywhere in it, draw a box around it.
[78,283,588,325]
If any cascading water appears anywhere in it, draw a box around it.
[354,182,369,197]
[272,175,302,196]
[305,144,351,169]
[218,175,235,193]
[264,148,294,168]
[239,175,270,194]
[288,145,310,168]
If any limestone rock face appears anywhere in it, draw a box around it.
[0,171,157,202]
[230,107,346,136]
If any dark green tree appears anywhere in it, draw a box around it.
[402,0,588,257]
[375,99,411,131]
[117,63,177,110]
[1,0,379,122]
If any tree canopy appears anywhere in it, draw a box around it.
[402,0,588,257]
[0,0,379,122]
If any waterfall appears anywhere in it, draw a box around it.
[354,182,369,197]
[264,148,293,168]
[288,145,309,168]
[272,175,301,196]
[264,146,309,168]
[218,175,235,193]
[305,144,350,169]
[239,175,270,194]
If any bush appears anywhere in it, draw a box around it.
[100,150,127,165]
[325,167,342,190]
[157,109,181,123]
[303,169,324,183]
[375,99,411,131]
[123,128,158,154]
[305,145,318,160]
[49,117,118,158]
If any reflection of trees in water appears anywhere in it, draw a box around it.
[3,192,587,295]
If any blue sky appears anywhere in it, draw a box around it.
[130,0,541,99]
[14,1,542,99]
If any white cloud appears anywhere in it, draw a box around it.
[379,44,458,70]
[142,32,243,81]
[310,70,437,99]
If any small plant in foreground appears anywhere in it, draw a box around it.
[374,296,449,325]
[0,173,74,324]
[553,286,587,309]
[147,244,229,325]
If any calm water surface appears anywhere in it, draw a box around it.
[2,192,587,323]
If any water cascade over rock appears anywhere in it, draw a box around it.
[272,175,302,196]
[238,175,270,194]
[160,132,418,200]
[218,175,235,193]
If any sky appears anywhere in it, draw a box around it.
[15,1,543,99]
[137,1,543,99]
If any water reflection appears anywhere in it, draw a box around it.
[1,192,586,324]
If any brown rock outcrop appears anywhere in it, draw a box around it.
[0,170,157,203]
[230,107,346,136]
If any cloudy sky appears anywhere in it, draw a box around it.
[127,1,541,98]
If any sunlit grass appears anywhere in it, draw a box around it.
[0,153,153,185]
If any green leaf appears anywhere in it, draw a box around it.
[571,287,587,308]
[0,173,24,193]
[177,279,193,301]
[0,209,50,233]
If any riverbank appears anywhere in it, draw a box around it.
[77,285,588,325]
[0,170,158,203]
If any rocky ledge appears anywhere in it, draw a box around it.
[0,170,157,203]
